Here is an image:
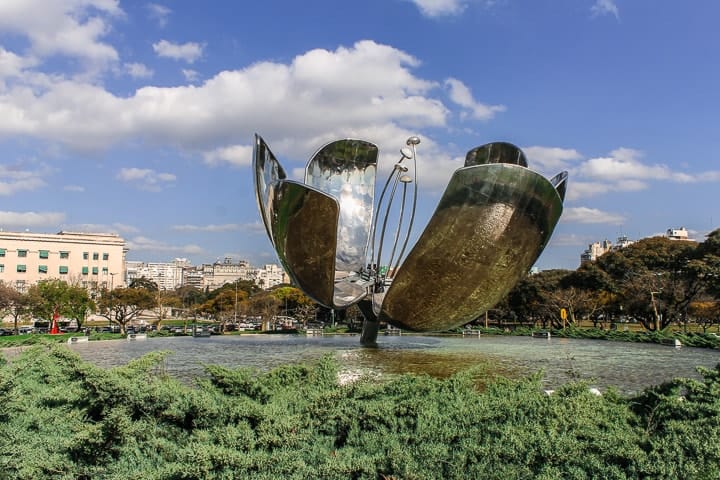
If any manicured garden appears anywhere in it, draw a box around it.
[1,345,719,479]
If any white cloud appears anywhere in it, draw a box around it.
[116,167,176,190]
[152,40,203,63]
[63,185,85,192]
[0,0,122,69]
[125,62,153,79]
[524,146,582,171]
[591,0,620,19]
[203,145,253,167]
[410,0,467,17]
[62,222,139,234]
[127,235,204,255]
[172,223,242,232]
[579,148,694,182]
[147,3,171,27]
[0,162,52,195]
[0,210,65,227]
[562,206,626,225]
[445,78,505,120]
[0,40,450,155]
[182,69,199,82]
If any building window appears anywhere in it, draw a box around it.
[59,266,69,274]
[0,248,5,257]
[103,253,109,261]
[102,267,108,275]
[39,250,49,259]
[39,265,48,274]
[83,252,89,260]
[0,264,4,273]
[60,251,69,259]
[15,280,25,292]
[92,267,98,275]
[93,252,99,260]
[82,266,89,275]
[16,264,26,273]
[17,250,27,258]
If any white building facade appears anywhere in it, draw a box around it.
[0,231,126,292]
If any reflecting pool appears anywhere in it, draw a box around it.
[68,334,719,396]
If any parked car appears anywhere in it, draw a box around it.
[0,328,14,336]
[18,326,33,334]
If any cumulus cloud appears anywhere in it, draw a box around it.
[172,223,242,232]
[182,69,199,82]
[524,146,582,172]
[124,62,153,79]
[591,0,619,19]
[203,145,253,167]
[0,210,65,227]
[152,40,203,63]
[0,40,450,155]
[147,3,171,27]
[0,0,122,69]
[116,167,176,191]
[409,0,467,17]
[579,148,695,183]
[0,162,52,195]
[127,235,204,255]
[562,207,626,225]
[445,78,505,120]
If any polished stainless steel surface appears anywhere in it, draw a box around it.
[254,135,567,337]
[305,139,378,277]
[464,141,528,167]
[378,160,564,331]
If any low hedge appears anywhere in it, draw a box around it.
[1,345,719,479]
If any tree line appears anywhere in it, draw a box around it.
[0,276,317,335]
[496,228,720,332]
[2,227,719,335]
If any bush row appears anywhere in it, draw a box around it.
[1,346,719,479]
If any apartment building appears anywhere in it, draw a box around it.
[0,231,126,292]
[579,235,635,265]
[126,258,189,290]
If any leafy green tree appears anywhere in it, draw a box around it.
[63,284,95,330]
[97,287,156,334]
[128,276,158,291]
[596,236,701,331]
[26,280,94,330]
[249,291,281,329]
[0,285,28,334]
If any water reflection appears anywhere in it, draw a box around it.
[68,334,719,396]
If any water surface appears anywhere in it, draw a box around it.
[68,334,719,395]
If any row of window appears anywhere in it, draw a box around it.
[1,265,109,275]
[0,249,110,260]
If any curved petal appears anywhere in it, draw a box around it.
[379,163,564,331]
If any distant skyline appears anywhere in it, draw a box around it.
[0,0,718,270]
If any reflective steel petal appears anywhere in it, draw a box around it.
[378,161,564,332]
[306,139,378,308]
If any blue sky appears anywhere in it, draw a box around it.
[0,0,718,270]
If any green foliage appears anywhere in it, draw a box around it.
[1,346,719,478]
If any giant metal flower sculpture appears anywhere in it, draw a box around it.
[254,134,566,338]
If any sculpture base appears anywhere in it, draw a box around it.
[357,299,379,346]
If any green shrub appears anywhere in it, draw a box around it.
[0,345,719,479]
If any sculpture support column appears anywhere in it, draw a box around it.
[357,299,379,346]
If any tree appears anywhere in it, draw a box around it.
[0,285,27,334]
[249,292,281,330]
[97,287,156,334]
[26,280,95,331]
[596,237,701,331]
[63,285,94,330]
